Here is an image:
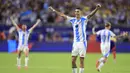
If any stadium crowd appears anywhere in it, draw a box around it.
[0,0,130,26]
[0,0,130,42]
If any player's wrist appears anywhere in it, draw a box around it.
[51,8,55,12]
[53,9,56,12]
[96,7,99,9]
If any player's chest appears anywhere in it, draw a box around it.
[20,32,29,37]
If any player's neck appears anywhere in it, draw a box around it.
[22,30,26,32]
[105,28,109,30]
[76,16,81,20]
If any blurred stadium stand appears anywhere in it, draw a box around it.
[0,0,130,26]
[0,0,130,52]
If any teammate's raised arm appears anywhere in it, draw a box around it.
[92,26,96,35]
[87,4,101,19]
[10,16,20,31]
[29,19,41,32]
[49,6,67,19]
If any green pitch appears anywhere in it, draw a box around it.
[0,53,130,73]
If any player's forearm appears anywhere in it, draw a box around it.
[87,8,99,19]
[10,17,19,30]
[115,35,123,39]
[49,6,67,19]
[54,10,67,19]
[30,19,41,31]
[32,22,39,29]
[92,27,96,34]
[87,4,101,19]
[10,18,17,26]
[115,32,128,38]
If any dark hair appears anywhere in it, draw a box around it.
[75,7,82,11]
[105,22,111,27]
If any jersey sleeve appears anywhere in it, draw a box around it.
[84,16,89,21]
[28,29,32,34]
[18,29,22,33]
[66,16,74,22]
[110,31,116,37]
[83,16,89,25]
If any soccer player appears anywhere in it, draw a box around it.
[10,16,41,69]
[96,33,116,62]
[92,22,127,72]
[49,4,101,73]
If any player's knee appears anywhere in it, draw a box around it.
[80,57,84,64]
[80,57,84,61]
[72,58,76,64]
[103,57,107,63]
[80,60,84,64]
[18,51,22,56]
[18,54,21,58]
[24,51,29,57]
[25,53,28,57]
[72,59,76,64]
[103,60,106,63]
[18,51,21,54]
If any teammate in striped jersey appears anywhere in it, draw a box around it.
[96,34,116,62]
[92,22,127,72]
[49,4,101,73]
[10,16,41,69]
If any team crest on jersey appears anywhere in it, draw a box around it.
[74,20,82,25]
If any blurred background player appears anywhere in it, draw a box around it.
[49,4,101,73]
[92,22,128,72]
[10,16,41,69]
[96,31,117,62]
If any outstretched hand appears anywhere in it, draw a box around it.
[10,16,13,20]
[49,6,55,12]
[96,4,101,9]
[37,19,41,22]
[121,32,128,37]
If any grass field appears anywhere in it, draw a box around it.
[0,53,130,73]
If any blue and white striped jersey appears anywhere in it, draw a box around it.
[96,29,116,44]
[67,16,88,43]
[18,29,31,46]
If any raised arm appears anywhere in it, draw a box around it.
[10,16,20,31]
[92,26,96,35]
[115,32,128,38]
[87,4,101,19]
[29,19,41,32]
[49,6,67,19]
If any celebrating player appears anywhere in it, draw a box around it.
[49,4,101,73]
[10,16,41,69]
[96,32,116,62]
[92,22,127,72]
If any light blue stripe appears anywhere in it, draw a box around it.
[75,20,80,42]
[81,18,87,49]
[75,26,80,42]
[83,41,87,48]
[103,30,106,43]
[22,34,25,45]
[70,19,76,26]
[71,19,80,42]
[108,31,110,42]
[104,51,110,57]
